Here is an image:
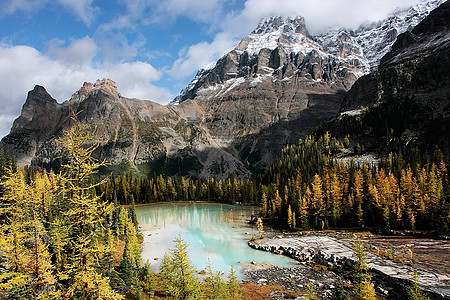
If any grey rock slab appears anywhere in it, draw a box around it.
[249,235,450,299]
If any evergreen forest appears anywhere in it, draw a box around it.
[0,114,448,299]
[97,133,450,235]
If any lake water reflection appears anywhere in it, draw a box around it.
[137,203,298,278]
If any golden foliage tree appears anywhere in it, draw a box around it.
[54,112,121,299]
[353,239,376,300]
[160,234,201,300]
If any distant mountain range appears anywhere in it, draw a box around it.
[1,0,448,178]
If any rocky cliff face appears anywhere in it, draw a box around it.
[170,1,442,173]
[336,0,450,149]
[3,85,61,166]
[2,79,251,178]
[175,0,443,105]
[1,1,445,178]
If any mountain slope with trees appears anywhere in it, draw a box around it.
[0,1,444,179]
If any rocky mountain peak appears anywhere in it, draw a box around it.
[176,3,438,105]
[314,0,444,75]
[252,16,308,36]
[69,78,119,102]
[12,85,58,130]
[69,81,94,102]
[174,0,443,105]
[236,15,318,56]
[27,85,56,104]
[22,85,57,109]
[93,78,119,97]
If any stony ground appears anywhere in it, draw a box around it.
[242,262,347,299]
[360,235,450,276]
[243,232,450,299]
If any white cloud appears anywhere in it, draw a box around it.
[58,0,96,26]
[0,0,47,16]
[0,42,173,138]
[151,0,226,24]
[167,0,425,81]
[225,0,424,35]
[106,62,173,101]
[48,36,97,66]
[168,32,238,80]
[100,0,228,32]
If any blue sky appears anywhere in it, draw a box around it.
[0,0,426,138]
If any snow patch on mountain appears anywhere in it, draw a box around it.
[173,0,445,104]
[236,16,325,57]
[315,0,444,72]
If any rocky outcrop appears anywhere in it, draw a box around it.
[338,0,450,148]
[249,235,450,299]
[2,79,251,178]
[2,86,62,166]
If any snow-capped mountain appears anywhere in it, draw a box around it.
[317,0,444,72]
[236,16,320,56]
[2,0,447,180]
[174,0,444,104]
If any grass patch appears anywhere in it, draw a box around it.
[240,282,284,300]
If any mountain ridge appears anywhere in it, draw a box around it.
[174,0,443,105]
[324,0,450,152]
[1,0,447,178]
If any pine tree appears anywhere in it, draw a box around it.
[352,239,376,300]
[51,217,69,277]
[409,269,430,300]
[311,174,325,228]
[54,112,122,299]
[0,221,30,299]
[140,261,156,299]
[102,227,116,278]
[354,170,364,227]
[128,194,139,229]
[305,282,317,300]
[300,188,311,230]
[0,172,45,298]
[274,189,282,216]
[125,216,142,269]
[160,234,201,300]
[26,216,56,297]
[119,240,134,286]
[287,205,293,230]
[261,193,268,218]
[204,261,227,300]
[256,217,264,239]
[227,266,242,300]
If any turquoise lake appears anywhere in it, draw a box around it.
[136,203,298,278]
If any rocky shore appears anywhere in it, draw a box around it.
[241,261,346,299]
[243,233,450,299]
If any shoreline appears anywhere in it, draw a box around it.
[244,233,450,299]
[123,200,255,208]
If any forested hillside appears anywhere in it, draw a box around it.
[0,115,145,299]
[97,132,449,235]
[0,115,245,299]
[259,134,449,234]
